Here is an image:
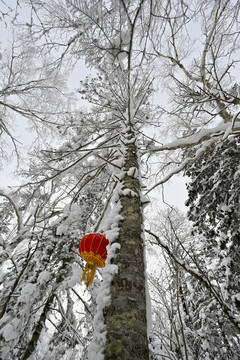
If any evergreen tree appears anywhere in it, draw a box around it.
[184,135,240,359]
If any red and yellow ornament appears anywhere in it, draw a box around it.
[79,233,109,286]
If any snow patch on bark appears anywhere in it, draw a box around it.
[120,188,138,197]
[88,192,121,360]
[88,264,118,360]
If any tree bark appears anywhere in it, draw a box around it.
[103,129,149,360]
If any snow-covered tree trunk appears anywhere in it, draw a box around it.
[104,127,149,359]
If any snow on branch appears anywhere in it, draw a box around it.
[0,190,22,232]
[146,229,240,332]
[222,111,240,140]
[146,138,216,193]
[146,121,240,193]
[146,121,240,153]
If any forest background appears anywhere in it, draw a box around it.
[0,1,240,360]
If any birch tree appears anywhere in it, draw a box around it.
[0,2,75,165]
[147,203,240,359]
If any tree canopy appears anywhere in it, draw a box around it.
[0,0,240,359]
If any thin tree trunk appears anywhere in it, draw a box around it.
[21,293,55,360]
[104,128,149,360]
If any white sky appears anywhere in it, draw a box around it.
[0,2,188,212]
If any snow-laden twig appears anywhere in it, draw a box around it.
[71,288,92,315]
[146,138,216,194]
[0,190,22,232]
[94,180,118,233]
[146,229,240,332]
[222,111,240,140]
[144,121,240,154]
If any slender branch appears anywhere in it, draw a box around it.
[0,191,21,232]
[71,288,92,315]
[146,229,240,332]
[146,138,216,194]
[145,121,240,154]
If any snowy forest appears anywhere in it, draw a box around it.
[0,0,240,359]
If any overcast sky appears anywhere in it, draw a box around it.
[0,2,188,212]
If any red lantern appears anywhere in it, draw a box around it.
[79,233,109,286]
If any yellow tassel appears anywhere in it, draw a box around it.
[82,261,96,287]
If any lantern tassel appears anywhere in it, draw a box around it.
[82,262,96,287]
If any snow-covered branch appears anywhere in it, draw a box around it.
[146,121,240,153]
[0,190,22,232]
[146,229,240,332]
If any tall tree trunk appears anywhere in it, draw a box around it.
[104,128,149,360]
